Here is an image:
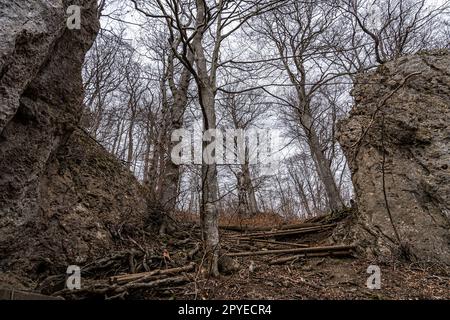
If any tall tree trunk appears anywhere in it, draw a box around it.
[237,171,248,215]
[159,70,191,210]
[191,0,221,276]
[199,87,220,277]
[157,46,193,234]
[301,109,344,212]
[242,163,259,215]
[142,123,152,185]
[127,107,135,169]
[238,163,259,216]
[290,170,313,218]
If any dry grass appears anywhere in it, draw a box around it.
[172,210,304,228]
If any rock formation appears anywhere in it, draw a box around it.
[0,0,147,286]
[338,51,450,265]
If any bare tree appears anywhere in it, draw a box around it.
[82,29,128,140]
[131,0,282,275]
[218,89,270,216]
[339,0,450,64]
[255,1,346,212]
[145,31,194,234]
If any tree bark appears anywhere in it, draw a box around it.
[242,163,259,215]
[189,0,221,277]
[159,56,193,213]
[298,105,344,212]
[199,88,220,277]
[238,163,259,216]
[290,169,313,218]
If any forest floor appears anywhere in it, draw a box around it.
[45,211,449,300]
[191,255,449,300]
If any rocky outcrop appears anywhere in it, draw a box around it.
[0,0,148,285]
[1,129,148,279]
[338,51,450,265]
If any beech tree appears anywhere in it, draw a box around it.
[218,88,270,216]
[254,1,346,212]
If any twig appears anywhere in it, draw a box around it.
[381,111,401,244]
[110,262,196,285]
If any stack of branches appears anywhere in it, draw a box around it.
[52,263,196,300]
[221,221,355,265]
[39,224,203,299]
[226,244,356,265]
[219,222,324,232]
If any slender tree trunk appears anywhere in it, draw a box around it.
[127,107,135,169]
[243,165,259,215]
[199,87,220,276]
[300,109,344,212]
[159,69,191,212]
[111,118,122,155]
[142,121,153,185]
[191,0,221,276]
[290,170,313,218]
[308,125,343,212]
[298,184,312,218]
[238,163,259,216]
[237,172,248,215]
[115,118,125,157]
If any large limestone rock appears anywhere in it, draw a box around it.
[338,51,450,265]
[0,129,148,278]
[0,0,147,285]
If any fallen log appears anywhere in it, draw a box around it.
[268,250,353,265]
[219,222,323,232]
[277,222,326,230]
[113,275,189,294]
[237,238,309,248]
[54,275,190,298]
[228,224,337,239]
[0,288,64,300]
[225,244,356,258]
[109,262,195,285]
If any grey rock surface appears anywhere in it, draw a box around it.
[338,51,450,265]
[0,0,148,285]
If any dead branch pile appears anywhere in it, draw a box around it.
[36,224,203,300]
[110,263,195,285]
[222,219,355,265]
[52,263,196,300]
